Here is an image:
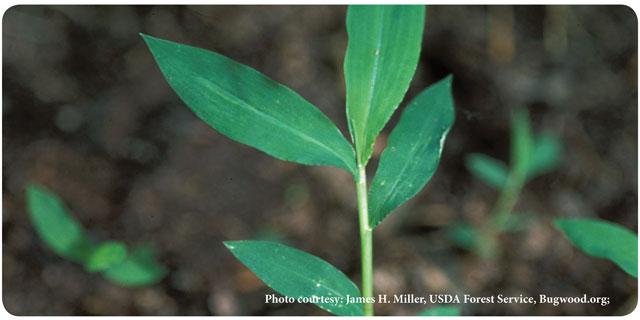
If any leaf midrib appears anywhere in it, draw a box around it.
[358,8,385,154]
[192,75,354,172]
[372,132,431,226]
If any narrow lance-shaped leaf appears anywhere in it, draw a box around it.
[25,184,96,263]
[554,218,638,278]
[344,5,426,164]
[102,244,168,287]
[224,240,363,316]
[465,153,509,189]
[368,76,455,228]
[142,34,356,175]
[418,306,462,316]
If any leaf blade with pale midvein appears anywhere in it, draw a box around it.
[142,34,356,175]
[368,76,455,228]
[344,5,426,164]
[224,240,363,316]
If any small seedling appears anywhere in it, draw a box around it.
[448,108,562,257]
[554,218,638,278]
[25,184,167,287]
[143,5,456,316]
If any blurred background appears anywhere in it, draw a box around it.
[2,5,637,316]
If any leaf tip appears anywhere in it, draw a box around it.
[223,241,239,251]
[25,182,46,195]
[25,183,56,212]
[443,73,454,86]
[140,33,159,47]
[139,33,169,55]
[139,32,155,41]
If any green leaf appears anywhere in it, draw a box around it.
[85,241,128,273]
[102,244,168,287]
[224,240,363,316]
[142,34,356,175]
[465,153,508,189]
[510,108,534,179]
[368,76,455,228]
[25,184,95,263]
[418,306,461,316]
[526,133,562,179]
[446,223,479,251]
[554,218,638,278]
[446,223,497,258]
[344,5,426,164]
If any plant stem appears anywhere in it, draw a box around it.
[493,108,531,231]
[492,169,526,230]
[356,164,374,316]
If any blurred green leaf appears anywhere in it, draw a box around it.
[344,5,425,164]
[555,218,638,278]
[224,240,363,316]
[102,244,168,287]
[368,76,455,228]
[25,184,95,263]
[418,306,461,316]
[86,241,128,273]
[465,153,508,189]
[142,34,356,175]
[26,184,167,287]
[526,133,562,179]
[446,223,497,258]
[510,108,534,179]
[467,114,561,190]
[446,223,479,251]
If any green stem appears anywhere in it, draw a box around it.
[484,108,532,257]
[356,164,374,316]
[493,108,531,230]
[492,174,524,230]
[478,172,524,259]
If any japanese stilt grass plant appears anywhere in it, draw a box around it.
[554,218,638,278]
[448,108,562,258]
[25,184,168,287]
[143,5,455,316]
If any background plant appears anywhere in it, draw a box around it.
[447,108,562,258]
[143,4,456,316]
[26,184,167,287]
